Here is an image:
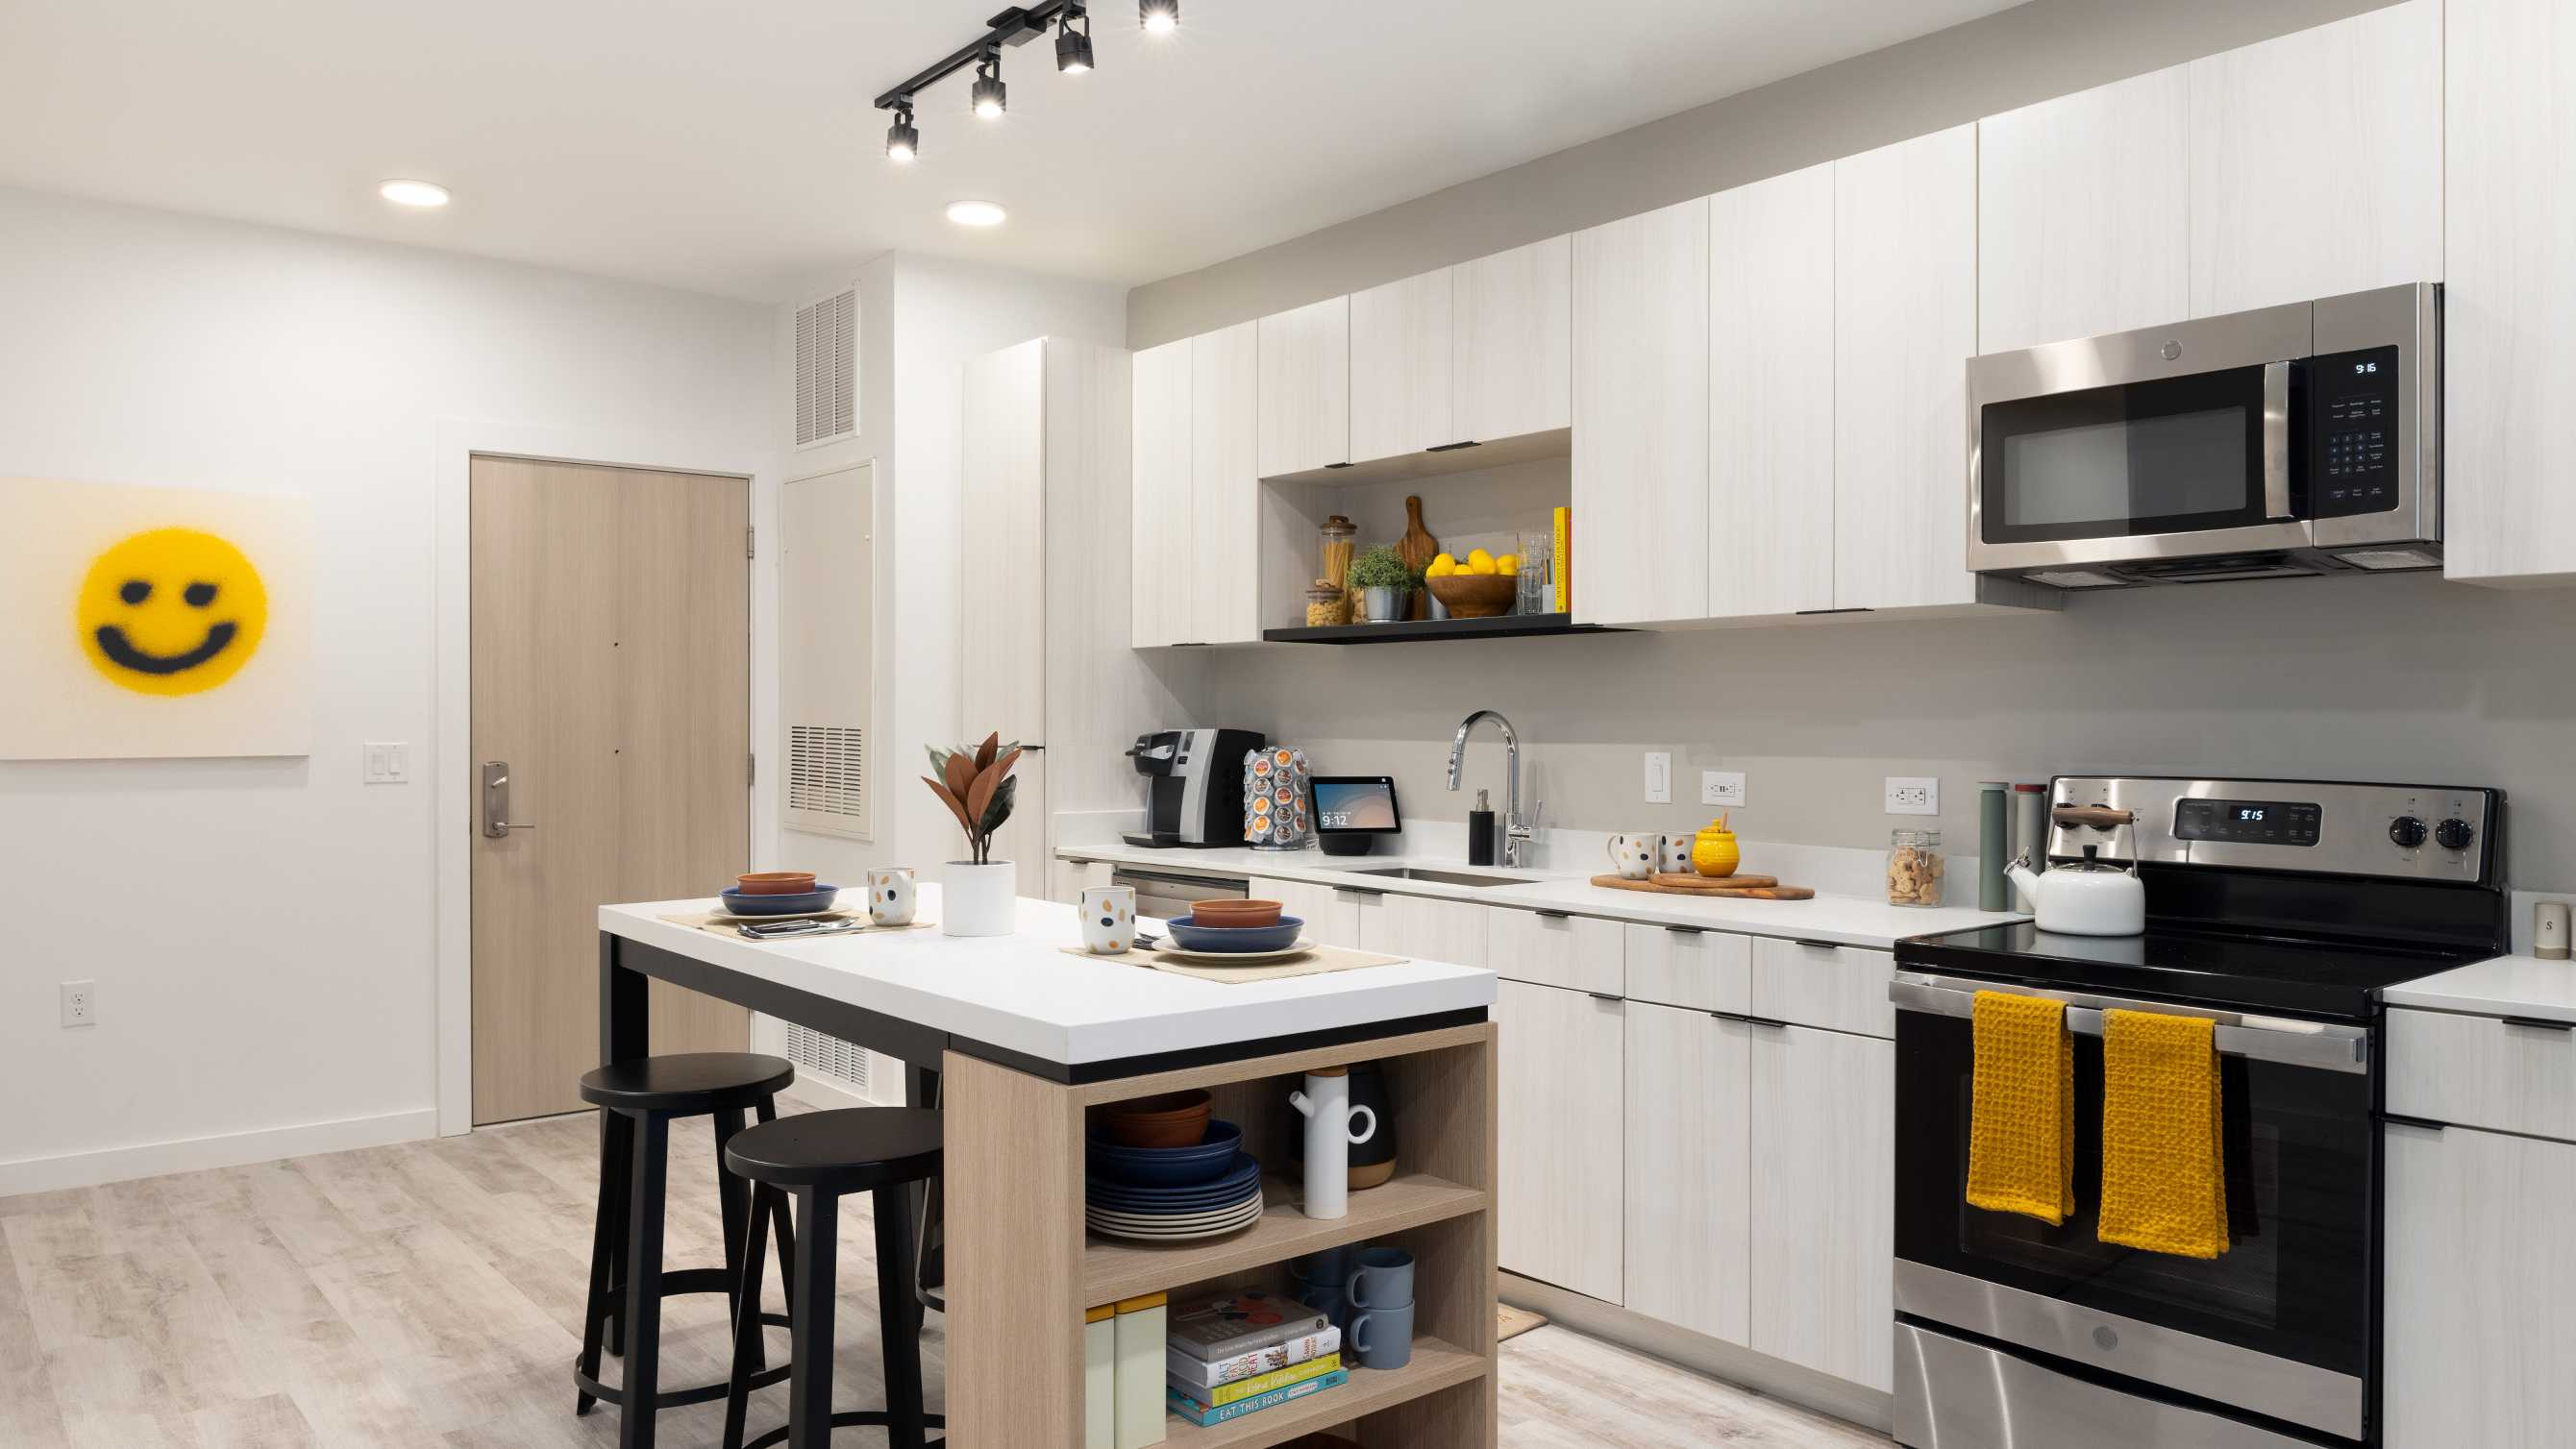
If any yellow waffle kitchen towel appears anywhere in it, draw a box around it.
[2098,1009,2229,1259]
[1966,990,2075,1225]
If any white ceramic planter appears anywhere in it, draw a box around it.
[941,861,1017,937]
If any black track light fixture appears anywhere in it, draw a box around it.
[970,48,1007,118]
[1056,5,1095,73]
[1140,0,1178,34]
[885,101,919,163]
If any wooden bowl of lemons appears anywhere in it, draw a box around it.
[1425,550,1520,618]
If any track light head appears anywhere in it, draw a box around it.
[970,51,1006,117]
[885,107,919,163]
[1140,0,1177,34]
[1056,10,1095,74]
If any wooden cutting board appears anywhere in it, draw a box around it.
[1399,495,1438,620]
[1589,872,1815,900]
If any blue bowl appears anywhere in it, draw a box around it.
[1088,1121,1243,1188]
[1085,1155,1262,1211]
[1164,915,1304,953]
[720,886,840,916]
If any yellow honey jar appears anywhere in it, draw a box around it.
[1692,817,1741,878]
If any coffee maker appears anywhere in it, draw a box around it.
[1124,728,1266,847]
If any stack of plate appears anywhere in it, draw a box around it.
[1086,1123,1265,1241]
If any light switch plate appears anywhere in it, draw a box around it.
[1644,751,1672,804]
[364,742,410,784]
[1702,771,1746,807]
[1886,776,1939,815]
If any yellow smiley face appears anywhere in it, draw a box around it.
[76,528,269,695]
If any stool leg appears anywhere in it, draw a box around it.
[711,1107,755,1369]
[785,1188,838,1449]
[874,1183,929,1449]
[756,1097,796,1318]
[720,1181,775,1449]
[604,1107,631,1357]
[619,1112,670,1449]
[575,1108,628,1415]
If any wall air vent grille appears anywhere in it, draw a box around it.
[786,724,867,830]
[794,286,858,448]
[781,1022,871,1094]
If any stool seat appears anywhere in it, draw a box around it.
[581,1052,795,1113]
[724,1107,943,1191]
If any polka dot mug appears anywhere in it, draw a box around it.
[865,867,917,926]
[1080,885,1138,954]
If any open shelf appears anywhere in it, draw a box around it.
[1163,1337,1488,1448]
[1081,1171,1488,1303]
[1261,611,1620,646]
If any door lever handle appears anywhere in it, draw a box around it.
[482,760,536,839]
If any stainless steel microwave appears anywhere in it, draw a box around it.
[1967,282,2440,587]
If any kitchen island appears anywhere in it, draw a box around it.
[600,890,1499,1449]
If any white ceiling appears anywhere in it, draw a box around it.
[0,0,2021,302]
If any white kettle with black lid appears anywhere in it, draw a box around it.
[2006,805,2147,937]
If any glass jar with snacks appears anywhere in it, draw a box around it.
[1888,828,1945,907]
[1304,579,1349,627]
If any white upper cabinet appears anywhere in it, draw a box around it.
[1979,65,2192,353]
[2187,0,2442,317]
[1255,295,1348,479]
[1128,339,1193,648]
[1708,161,1836,620]
[1573,197,1711,626]
[2445,0,2576,585]
[1453,234,1572,444]
[1191,321,1262,643]
[1833,126,1981,612]
[1350,267,1456,459]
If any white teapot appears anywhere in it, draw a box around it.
[2008,843,2145,937]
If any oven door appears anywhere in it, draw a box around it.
[1890,973,2374,1442]
[1969,300,2315,576]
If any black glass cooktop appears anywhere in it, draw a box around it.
[1895,920,2493,1021]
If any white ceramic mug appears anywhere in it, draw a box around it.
[865,867,917,926]
[1604,832,1656,880]
[1080,885,1137,953]
[1655,833,1696,875]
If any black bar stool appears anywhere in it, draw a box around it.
[719,1107,947,1449]
[575,1051,801,1440]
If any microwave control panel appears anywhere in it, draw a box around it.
[2312,344,2400,517]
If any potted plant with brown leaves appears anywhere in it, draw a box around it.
[924,732,1022,937]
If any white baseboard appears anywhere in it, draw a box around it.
[0,1107,440,1199]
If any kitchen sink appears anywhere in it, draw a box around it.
[1348,866,1526,888]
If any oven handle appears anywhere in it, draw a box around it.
[1889,971,2368,1074]
[2262,359,2294,521]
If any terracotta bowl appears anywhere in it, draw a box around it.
[1426,573,1518,619]
[1102,1090,1214,1149]
[735,871,818,896]
[1191,898,1283,928]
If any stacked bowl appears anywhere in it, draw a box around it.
[1088,1093,1265,1241]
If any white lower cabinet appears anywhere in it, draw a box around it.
[1245,874,1362,947]
[1488,908,1622,995]
[1748,1024,1895,1391]
[1362,890,1491,964]
[1623,1001,1751,1341]
[1057,855,1114,906]
[2385,1121,2576,1446]
[1497,979,1625,1304]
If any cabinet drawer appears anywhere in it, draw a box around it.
[1367,891,1491,969]
[1751,937,1895,1039]
[1622,922,1750,1014]
[2389,1008,2576,1141]
[1489,909,1622,995]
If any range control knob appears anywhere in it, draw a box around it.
[2388,816,2429,849]
[2436,818,2476,852]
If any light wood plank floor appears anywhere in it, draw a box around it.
[0,1112,1888,1447]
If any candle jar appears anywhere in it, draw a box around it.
[1888,828,1945,907]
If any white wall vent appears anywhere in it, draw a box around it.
[780,462,875,840]
[781,1022,872,1095]
[794,285,858,449]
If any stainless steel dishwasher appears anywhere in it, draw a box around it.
[1109,865,1248,921]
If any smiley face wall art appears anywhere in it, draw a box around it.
[2,478,311,759]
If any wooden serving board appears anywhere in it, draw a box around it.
[1589,873,1815,900]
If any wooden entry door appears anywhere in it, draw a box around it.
[470,456,751,1124]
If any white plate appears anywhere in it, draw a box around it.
[1087,1206,1265,1242]
[1147,944,1316,967]
[1085,1193,1264,1229]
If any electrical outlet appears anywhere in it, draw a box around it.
[61,980,96,1027]
[1701,771,1746,807]
[1644,751,1672,804]
[1886,776,1940,816]
[363,741,409,784]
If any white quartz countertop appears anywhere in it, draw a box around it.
[1055,841,2022,949]
[2384,954,2576,1023]
[601,887,1495,1068]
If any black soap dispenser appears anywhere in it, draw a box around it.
[1468,788,1497,867]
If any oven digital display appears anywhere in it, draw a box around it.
[2174,798,2322,847]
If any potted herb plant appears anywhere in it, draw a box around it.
[1348,545,1412,625]
[923,732,1022,936]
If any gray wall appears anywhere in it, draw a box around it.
[1128,0,2393,347]
[1171,575,2576,890]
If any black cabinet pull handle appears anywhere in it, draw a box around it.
[1337,886,1386,897]
[2380,1113,2447,1132]
[1588,992,1623,1004]
[1533,909,1573,920]
[1665,924,1707,936]
[2502,1016,2575,1032]
[1709,1010,1789,1030]
[1792,938,1843,951]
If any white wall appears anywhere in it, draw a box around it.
[0,185,772,1191]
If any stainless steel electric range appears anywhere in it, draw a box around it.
[1888,775,2509,1449]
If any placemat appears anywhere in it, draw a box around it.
[660,908,938,941]
[1057,943,1408,983]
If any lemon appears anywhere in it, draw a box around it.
[1425,553,1458,579]
[1466,548,1494,569]
[1498,553,1520,576]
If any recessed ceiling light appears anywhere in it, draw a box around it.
[945,199,1007,228]
[379,179,451,209]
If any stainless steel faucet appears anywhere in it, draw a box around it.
[1448,709,1538,868]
